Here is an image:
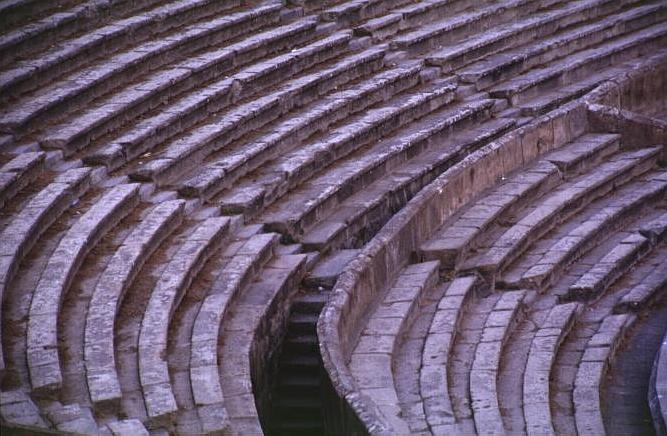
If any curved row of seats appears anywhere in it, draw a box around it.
[349,261,439,433]
[523,302,580,435]
[41,13,315,154]
[0,0,245,109]
[327,112,667,433]
[84,200,184,410]
[188,232,277,433]
[130,41,386,185]
[0,166,92,377]
[2,0,667,434]
[574,314,636,434]
[419,276,477,433]
[0,165,313,433]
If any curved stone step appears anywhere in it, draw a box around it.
[26,183,140,395]
[393,0,494,31]
[262,99,496,239]
[510,173,667,292]
[390,0,546,53]
[650,329,667,434]
[105,418,150,436]
[0,0,77,34]
[298,116,512,251]
[615,250,667,313]
[488,21,667,106]
[135,45,387,187]
[350,260,439,434]
[567,233,651,301]
[0,389,48,428]
[320,0,411,25]
[420,160,559,270]
[218,80,458,219]
[523,302,580,436]
[419,133,622,272]
[0,0,245,106]
[138,217,231,424]
[84,200,185,412]
[188,232,278,434]
[45,402,98,435]
[83,31,353,168]
[0,151,44,209]
[0,167,91,378]
[573,313,636,435]
[179,60,418,200]
[469,290,526,436]
[219,253,307,434]
[470,146,662,279]
[0,0,174,67]
[426,0,640,73]
[354,13,402,41]
[458,1,662,90]
[38,17,318,154]
[420,276,478,432]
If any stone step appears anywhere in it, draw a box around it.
[650,329,667,434]
[457,0,661,90]
[84,200,185,412]
[488,21,667,106]
[504,173,667,293]
[469,146,662,279]
[420,133,621,271]
[292,292,330,312]
[288,312,320,334]
[283,333,320,354]
[566,233,651,301]
[281,353,321,369]
[0,0,246,104]
[516,64,628,116]
[138,217,232,425]
[574,314,636,435]
[269,419,324,436]
[189,232,279,427]
[178,60,417,201]
[0,389,49,428]
[298,117,514,251]
[0,0,77,34]
[615,249,667,313]
[34,18,318,152]
[350,260,439,434]
[105,418,150,436]
[0,167,91,378]
[420,276,478,431]
[0,0,193,68]
[45,402,99,435]
[390,0,549,53]
[354,13,402,41]
[639,211,667,244]
[83,31,353,168]
[320,0,411,25]
[26,183,140,396]
[394,0,495,30]
[262,98,495,240]
[426,0,637,73]
[523,302,580,436]
[218,253,308,434]
[470,290,527,436]
[218,79,458,218]
[0,151,44,209]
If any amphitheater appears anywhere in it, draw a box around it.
[1,0,667,434]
